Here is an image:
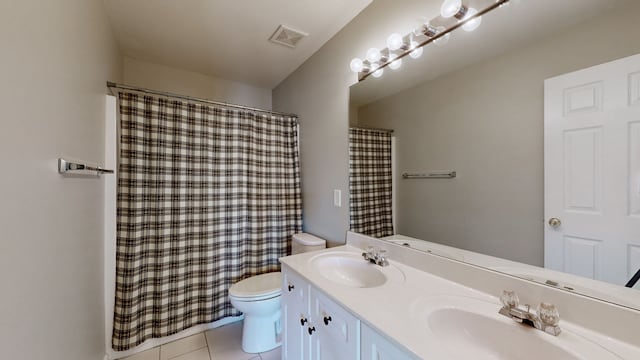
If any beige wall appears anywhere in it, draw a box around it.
[124,57,272,110]
[273,0,440,245]
[357,2,640,266]
[0,1,122,359]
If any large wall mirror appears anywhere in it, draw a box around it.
[349,0,640,310]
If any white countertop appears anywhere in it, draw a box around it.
[280,245,640,359]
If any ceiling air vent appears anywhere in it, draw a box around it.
[269,25,308,48]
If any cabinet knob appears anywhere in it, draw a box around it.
[288,284,295,292]
[308,326,316,335]
[323,315,332,325]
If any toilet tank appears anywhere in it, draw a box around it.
[291,232,326,255]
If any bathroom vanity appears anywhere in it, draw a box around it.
[282,250,415,360]
[279,232,640,359]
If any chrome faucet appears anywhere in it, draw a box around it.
[361,246,389,267]
[498,290,561,336]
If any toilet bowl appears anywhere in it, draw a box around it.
[228,232,326,353]
[229,272,283,353]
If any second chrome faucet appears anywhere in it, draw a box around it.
[499,290,562,336]
[362,246,389,267]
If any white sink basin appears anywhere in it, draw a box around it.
[309,251,404,288]
[410,295,622,359]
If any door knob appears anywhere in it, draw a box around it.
[548,217,561,228]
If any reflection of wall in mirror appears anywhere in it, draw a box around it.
[355,1,640,267]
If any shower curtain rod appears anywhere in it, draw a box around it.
[350,126,394,133]
[107,82,299,119]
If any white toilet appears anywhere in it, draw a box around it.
[229,232,326,353]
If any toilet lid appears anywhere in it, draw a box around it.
[229,272,282,299]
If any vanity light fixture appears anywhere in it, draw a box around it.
[350,58,365,73]
[408,40,423,59]
[366,47,382,63]
[350,0,511,81]
[433,27,451,46]
[415,23,439,38]
[462,7,482,32]
[372,66,384,78]
[440,0,467,19]
[416,24,450,46]
[386,33,406,51]
[388,54,402,70]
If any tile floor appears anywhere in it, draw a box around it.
[124,321,281,360]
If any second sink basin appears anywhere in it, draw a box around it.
[428,308,579,359]
[309,251,405,288]
[410,295,622,359]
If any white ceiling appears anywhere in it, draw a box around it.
[104,0,372,89]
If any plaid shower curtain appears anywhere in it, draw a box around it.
[349,127,394,238]
[112,92,302,350]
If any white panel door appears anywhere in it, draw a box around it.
[545,53,640,286]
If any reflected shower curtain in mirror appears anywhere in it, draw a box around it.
[349,128,393,238]
[112,92,302,351]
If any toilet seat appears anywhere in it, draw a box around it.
[229,272,282,301]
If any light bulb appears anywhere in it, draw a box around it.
[440,0,463,18]
[366,48,382,63]
[386,33,404,51]
[370,62,380,76]
[372,67,384,78]
[350,58,364,73]
[501,0,520,8]
[433,26,450,46]
[462,7,482,32]
[409,41,423,59]
[388,54,402,70]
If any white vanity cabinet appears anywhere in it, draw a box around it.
[280,242,640,360]
[282,267,362,360]
[281,259,417,360]
[310,287,360,359]
[282,268,311,360]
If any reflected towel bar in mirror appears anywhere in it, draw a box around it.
[402,171,456,179]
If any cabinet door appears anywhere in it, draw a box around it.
[310,288,360,360]
[282,269,311,360]
[361,324,418,360]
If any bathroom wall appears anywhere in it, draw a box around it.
[273,0,640,251]
[273,0,442,245]
[0,1,122,359]
[123,57,272,110]
[356,1,640,266]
